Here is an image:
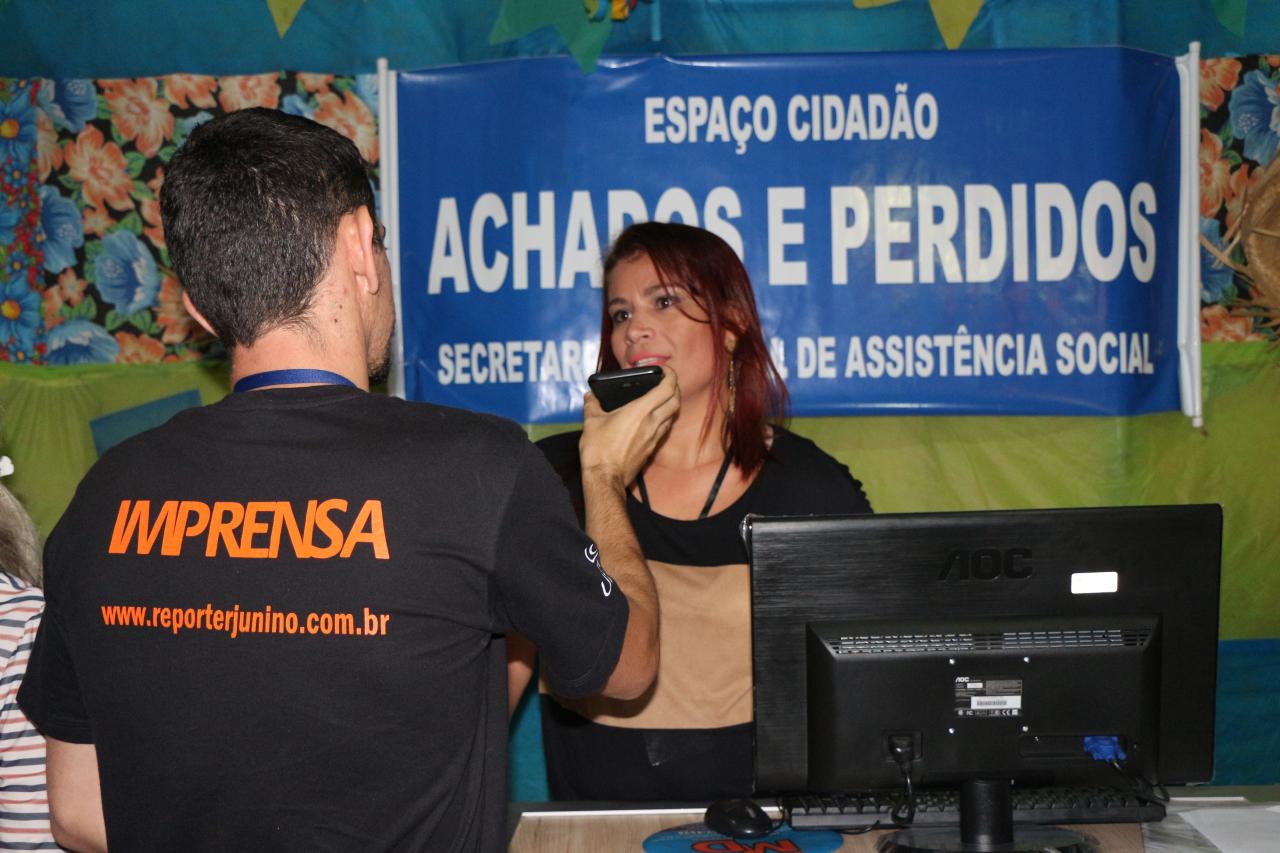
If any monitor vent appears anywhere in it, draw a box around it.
[827,627,1151,654]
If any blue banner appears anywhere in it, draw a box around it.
[396,49,1185,421]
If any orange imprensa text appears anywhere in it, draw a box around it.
[108,499,390,559]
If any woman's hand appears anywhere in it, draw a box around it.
[577,367,678,699]
[579,365,680,491]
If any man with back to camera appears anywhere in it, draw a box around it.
[17,108,677,852]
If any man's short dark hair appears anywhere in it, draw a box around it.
[160,107,379,347]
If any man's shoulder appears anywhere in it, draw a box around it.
[86,405,197,476]
[78,394,532,506]
[365,395,529,444]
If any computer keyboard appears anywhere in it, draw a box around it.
[782,787,1166,830]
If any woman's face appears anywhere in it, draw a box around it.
[607,253,721,401]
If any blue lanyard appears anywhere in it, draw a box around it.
[233,369,357,393]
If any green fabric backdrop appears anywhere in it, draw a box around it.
[0,360,231,537]
[4,344,1277,794]
[3,341,1274,638]
[534,342,1279,640]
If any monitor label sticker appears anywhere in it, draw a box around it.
[954,676,1023,717]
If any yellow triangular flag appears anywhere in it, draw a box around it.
[853,0,903,7]
[928,0,984,50]
[267,0,307,38]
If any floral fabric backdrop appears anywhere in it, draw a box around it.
[0,79,41,365]
[1199,55,1280,343]
[2,59,1278,368]
[0,71,378,366]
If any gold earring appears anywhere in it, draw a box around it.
[727,357,737,419]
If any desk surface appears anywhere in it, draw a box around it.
[508,807,1144,853]
[509,789,1280,853]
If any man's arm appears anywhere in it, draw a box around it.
[46,738,107,852]
[577,368,679,700]
[506,632,537,717]
[504,470,659,708]
[581,465,658,699]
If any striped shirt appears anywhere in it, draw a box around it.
[0,575,55,850]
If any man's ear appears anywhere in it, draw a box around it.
[339,207,382,296]
[181,291,218,338]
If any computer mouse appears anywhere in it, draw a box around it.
[703,797,775,838]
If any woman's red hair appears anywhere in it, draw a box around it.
[599,221,788,474]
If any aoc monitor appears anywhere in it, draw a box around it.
[746,505,1222,797]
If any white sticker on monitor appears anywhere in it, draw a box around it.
[1071,571,1119,594]
[954,677,1023,717]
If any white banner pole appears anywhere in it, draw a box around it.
[377,57,406,399]
[1176,41,1204,428]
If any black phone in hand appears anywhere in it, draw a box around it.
[588,366,663,412]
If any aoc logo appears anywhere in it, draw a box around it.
[584,543,613,597]
[939,548,1033,581]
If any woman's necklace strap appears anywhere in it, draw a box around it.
[635,452,733,519]
[697,453,734,520]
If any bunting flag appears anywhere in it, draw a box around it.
[586,0,637,22]
[1210,0,1249,35]
[267,0,307,38]
[599,0,640,21]
[855,0,984,50]
[928,0,984,49]
[496,0,990,71]
[491,0,612,73]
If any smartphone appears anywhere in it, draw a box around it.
[588,366,663,412]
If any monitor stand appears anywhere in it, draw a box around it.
[879,779,1092,853]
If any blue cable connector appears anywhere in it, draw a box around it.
[1083,735,1127,762]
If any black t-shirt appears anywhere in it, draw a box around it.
[18,386,628,852]
[536,426,872,801]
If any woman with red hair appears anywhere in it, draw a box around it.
[511,221,872,801]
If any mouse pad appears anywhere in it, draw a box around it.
[642,822,843,852]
